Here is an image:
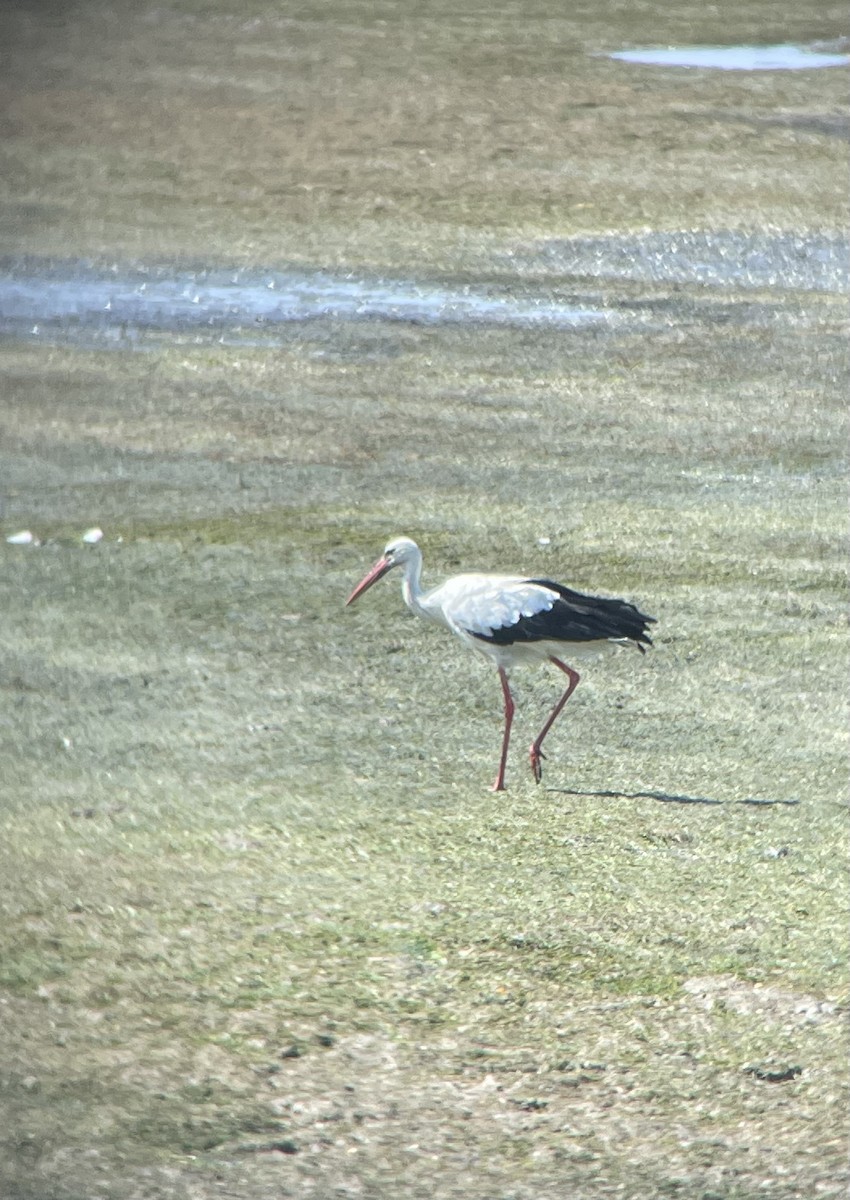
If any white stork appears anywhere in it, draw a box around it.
[346,537,655,791]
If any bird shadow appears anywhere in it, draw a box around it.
[547,787,800,807]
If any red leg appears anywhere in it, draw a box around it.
[529,657,580,784]
[491,667,515,792]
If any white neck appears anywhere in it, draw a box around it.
[400,546,428,618]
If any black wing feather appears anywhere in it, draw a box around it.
[474,578,655,649]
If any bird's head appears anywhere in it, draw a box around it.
[345,537,419,605]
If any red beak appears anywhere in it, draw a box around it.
[345,555,393,605]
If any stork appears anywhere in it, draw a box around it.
[345,537,656,791]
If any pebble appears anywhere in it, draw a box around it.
[6,530,40,546]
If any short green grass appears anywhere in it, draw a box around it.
[2,316,846,1198]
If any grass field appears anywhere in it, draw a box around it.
[1,1,848,1197]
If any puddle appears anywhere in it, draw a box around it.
[3,232,843,353]
[501,231,850,294]
[607,44,850,70]
[0,263,608,349]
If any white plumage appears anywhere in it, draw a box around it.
[346,536,655,790]
[428,575,557,638]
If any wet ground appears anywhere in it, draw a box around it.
[0,258,610,346]
[607,42,850,70]
[1,229,846,361]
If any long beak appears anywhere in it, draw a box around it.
[345,555,393,605]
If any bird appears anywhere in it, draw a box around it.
[345,536,656,791]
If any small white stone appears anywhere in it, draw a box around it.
[82,527,104,544]
[6,530,39,546]
[537,536,551,546]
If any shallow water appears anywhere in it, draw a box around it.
[608,44,850,70]
[1,229,846,352]
[503,231,849,293]
[0,263,609,348]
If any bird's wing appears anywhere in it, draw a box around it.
[422,573,655,649]
[524,579,655,647]
[425,574,559,639]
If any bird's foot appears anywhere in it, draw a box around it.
[529,745,546,784]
